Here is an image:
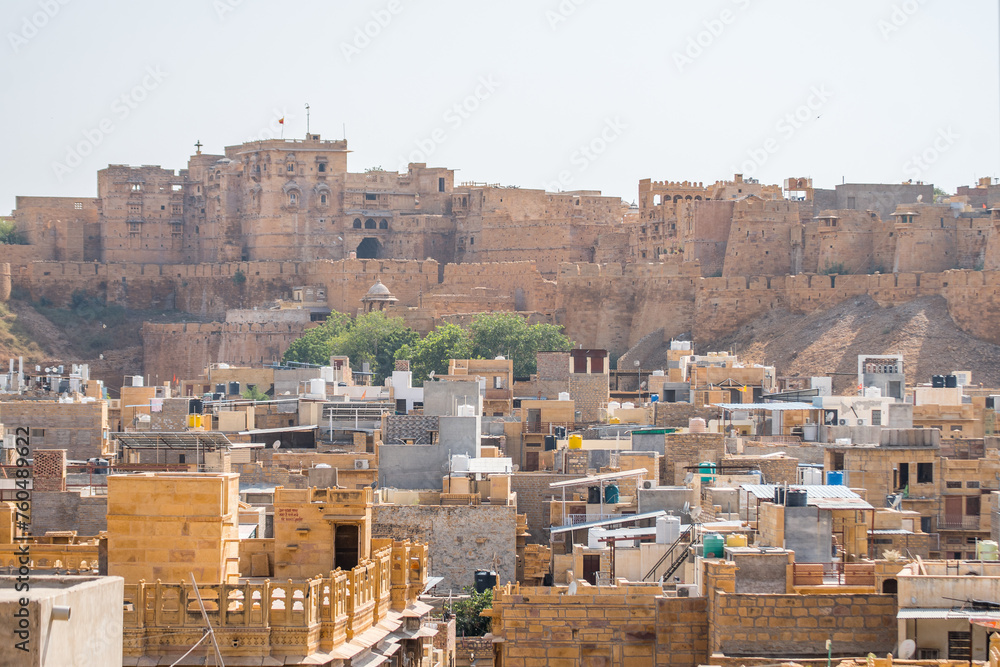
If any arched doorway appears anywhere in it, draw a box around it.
[356,237,381,259]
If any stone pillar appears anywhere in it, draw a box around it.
[0,263,10,302]
[33,449,67,492]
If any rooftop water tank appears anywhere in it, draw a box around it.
[826,471,845,486]
[703,533,724,558]
[622,402,635,410]
[457,404,476,417]
[569,434,583,450]
[656,515,681,545]
[726,534,748,548]
[607,401,621,414]
[308,378,325,397]
[786,489,808,507]
[604,484,619,505]
[558,391,571,401]
[689,418,707,433]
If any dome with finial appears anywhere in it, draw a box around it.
[361,277,398,312]
[365,278,392,297]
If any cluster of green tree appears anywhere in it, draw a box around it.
[450,587,492,637]
[0,218,26,245]
[282,311,573,385]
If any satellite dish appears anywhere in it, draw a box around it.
[690,506,703,521]
[899,640,916,660]
[428,371,435,379]
[567,580,578,595]
[272,439,281,450]
[511,464,520,472]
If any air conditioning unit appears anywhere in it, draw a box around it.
[642,480,655,490]
[354,460,369,470]
[839,419,847,426]
[857,419,865,426]
[675,584,698,597]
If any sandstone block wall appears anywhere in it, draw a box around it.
[31,491,107,536]
[709,591,897,657]
[509,473,579,544]
[372,504,516,592]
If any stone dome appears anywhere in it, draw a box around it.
[366,278,392,297]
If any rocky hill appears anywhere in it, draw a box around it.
[705,295,1000,393]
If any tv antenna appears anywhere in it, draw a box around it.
[170,573,224,666]
[305,103,310,135]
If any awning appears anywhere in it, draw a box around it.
[550,510,668,535]
[422,576,444,594]
[549,468,649,489]
[713,402,816,411]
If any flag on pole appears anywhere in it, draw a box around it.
[278,118,284,125]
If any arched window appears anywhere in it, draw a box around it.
[353,218,362,229]
[378,219,388,229]
[321,194,328,205]
[288,192,298,206]
[365,219,376,230]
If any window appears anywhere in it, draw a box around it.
[967,480,980,488]
[378,219,388,229]
[286,163,294,172]
[74,202,82,210]
[178,454,186,464]
[321,194,328,205]
[966,496,981,516]
[288,192,297,206]
[917,462,933,483]
[353,218,362,229]
[832,452,845,471]
[920,517,932,533]
[950,425,963,432]
[365,193,377,201]
[365,219,376,229]
[871,409,881,426]
[946,481,962,489]
[438,177,445,192]
[318,162,326,173]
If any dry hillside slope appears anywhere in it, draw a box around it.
[705,295,1000,393]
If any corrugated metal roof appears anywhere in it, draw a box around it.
[740,484,873,509]
[898,609,1000,620]
[740,484,862,500]
[713,402,816,411]
[550,510,667,535]
[465,457,513,474]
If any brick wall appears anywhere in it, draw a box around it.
[33,449,66,492]
[664,433,725,485]
[509,473,578,544]
[31,491,107,535]
[489,583,708,667]
[709,590,897,657]
[372,504,517,592]
[568,374,609,422]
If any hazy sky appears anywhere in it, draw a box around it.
[1,0,997,214]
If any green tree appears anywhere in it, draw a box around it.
[933,186,949,199]
[282,312,353,365]
[469,313,573,377]
[241,385,269,401]
[451,587,492,637]
[394,323,473,386]
[328,311,417,384]
[0,218,25,245]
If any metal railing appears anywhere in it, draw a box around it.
[791,562,875,587]
[937,516,983,530]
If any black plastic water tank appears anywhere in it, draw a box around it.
[931,375,945,388]
[474,570,497,594]
[945,375,958,388]
[587,486,602,504]
[786,489,808,507]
